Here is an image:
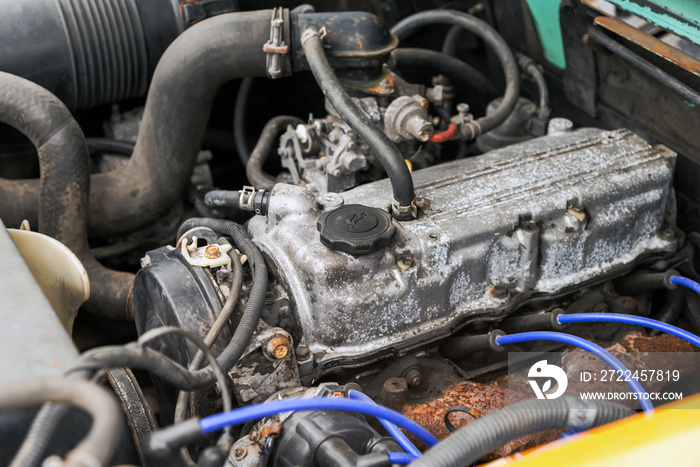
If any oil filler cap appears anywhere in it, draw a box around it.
[317,204,396,255]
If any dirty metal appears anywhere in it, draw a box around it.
[248,128,677,376]
[594,16,700,77]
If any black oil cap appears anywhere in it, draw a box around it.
[317,204,396,255]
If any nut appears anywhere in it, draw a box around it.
[265,335,290,360]
[491,285,509,299]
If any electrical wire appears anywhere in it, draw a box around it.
[558,313,700,348]
[388,452,418,464]
[198,397,439,447]
[494,331,654,413]
[670,275,700,296]
[348,390,421,457]
[138,326,233,433]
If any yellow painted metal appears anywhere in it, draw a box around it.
[484,394,700,466]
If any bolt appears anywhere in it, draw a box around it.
[332,169,341,177]
[347,140,355,150]
[491,285,508,299]
[295,346,311,360]
[456,103,470,115]
[404,368,422,387]
[204,245,221,259]
[265,335,290,360]
[234,448,247,460]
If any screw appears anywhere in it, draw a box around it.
[265,335,290,360]
[491,285,508,299]
[234,448,247,460]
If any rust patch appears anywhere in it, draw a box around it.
[623,332,700,353]
[594,16,700,77]
[399,380,563,459]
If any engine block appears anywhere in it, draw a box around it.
[248,128,677,376]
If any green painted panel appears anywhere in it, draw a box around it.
[607,0,700,46]
[524,0,566,68]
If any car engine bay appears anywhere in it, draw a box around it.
[1,0,700,466]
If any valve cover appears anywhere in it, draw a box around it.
[248,128,677,377]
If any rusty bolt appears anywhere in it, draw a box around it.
[249,430,260,441]
[234,448,247,460]
[265,335,290,360]
[456,103,470,114]
[204,245,221,259]
[404,368,422,387]
[491,285,509,299]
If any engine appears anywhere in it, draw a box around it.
[0,2,699,467]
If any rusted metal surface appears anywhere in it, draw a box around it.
[623,331,700,352]
[399,380,563,459]
[594,16,700,77]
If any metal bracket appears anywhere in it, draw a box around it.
[264,7,288,79]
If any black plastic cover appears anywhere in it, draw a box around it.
[317,204,396,255]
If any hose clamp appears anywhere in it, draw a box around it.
[300,26,327,48]
[391,198,418,220]
[264,7,289,79]
[239,186,256,212]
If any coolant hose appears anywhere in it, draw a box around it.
[0,378,121,467]
[410,397,633,467]
[246,115,305,189]
[0,10,288,236]
[391,10,520,138]
[0,72,134,320]
[301,28,417,220]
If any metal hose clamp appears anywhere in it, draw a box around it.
[264,7,288,79]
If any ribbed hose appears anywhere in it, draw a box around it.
[411,397,633,467]
[86,137,135,156]
[245,115,304,189]
[9,403,70,467]
[0,72,133,320]
[0,378,121,467]
[391,10,520,138]
[684,291,700,334]
[0,10,284,237]
[73,218,267,390]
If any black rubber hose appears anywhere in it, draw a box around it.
[391,10,520,138]
[650,288,685,336]
[441,25,463,57]
[74,218,267,391]
[684,291,700,335]
[0,72,134,320]
[301,29,417,220]
[499,309,565,334]
[0,10,288,237]
[614,269,679,297]
[516,53,550,117]
[386,48,497,98]
[245,115,305,190]
[233,77,254,165]
[412,397,633,467]
[86,137,135,156]
[0,378,121,467]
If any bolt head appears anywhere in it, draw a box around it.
[204,245,221,259]
[265,336,290,360]
[491,285,509,299]
[234,448,247,460]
